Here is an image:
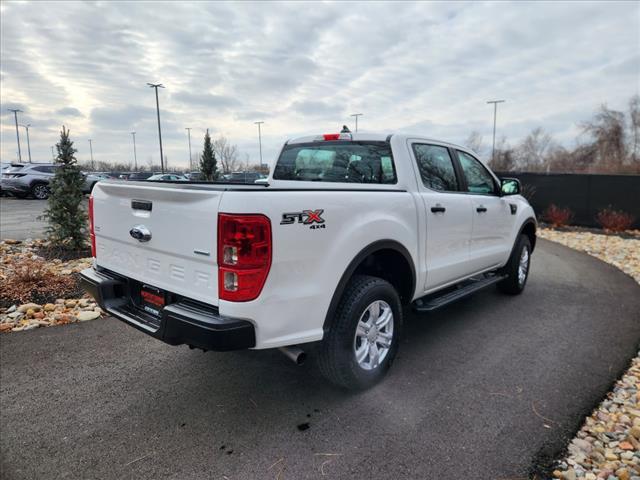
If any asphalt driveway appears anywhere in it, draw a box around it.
[0,196,49,240]
[0,196,89,240]
[1,240,639,479]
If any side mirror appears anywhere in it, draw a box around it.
[500,178,521,196]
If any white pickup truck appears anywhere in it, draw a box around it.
[81,132,536,389]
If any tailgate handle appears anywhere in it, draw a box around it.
[132,200,152,211]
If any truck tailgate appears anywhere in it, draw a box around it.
[92,181,223,306]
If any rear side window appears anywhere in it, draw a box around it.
[273,141,396,184]
[457,151,497,195]
[32,166,55,173]
[412,144,458,191]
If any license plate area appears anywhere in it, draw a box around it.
[139,284,165,317]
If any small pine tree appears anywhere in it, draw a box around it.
[43,126,88,249]
[200,129,218,181]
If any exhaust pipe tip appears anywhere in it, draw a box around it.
[279,346,306,365]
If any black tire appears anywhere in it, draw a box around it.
[317,275,402,390]
[31,183,49,200]
[498,234,532,295]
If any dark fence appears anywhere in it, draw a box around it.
[495,172,640,228]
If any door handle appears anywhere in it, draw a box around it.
[431,205,446,213]
[476,205,487,213]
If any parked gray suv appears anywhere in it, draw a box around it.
[1,163,100,199]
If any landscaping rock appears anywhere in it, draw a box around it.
[1,286,103,333]
[17,303,41,313]
[76,311,100,322]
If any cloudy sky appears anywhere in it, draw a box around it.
[1,1,638,168]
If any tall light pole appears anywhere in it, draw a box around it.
[51,146,55,161]
[254,121,264,168]
[8,109,22,162]
[131,131,138,170]
[88,139,94,170]
[20,124,32,163]
[185,128,193,171]
[487,100,505,164]
[350,113,363,132]
[147,83,165,173]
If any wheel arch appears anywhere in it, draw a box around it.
[519,218,537,252]
[503,217,537,268]
[322,240,416,334]
[29,179,49,188]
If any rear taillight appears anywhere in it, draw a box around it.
[218,213,272,302]
[89,195,96,257]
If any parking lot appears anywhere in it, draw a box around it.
[2,240,639,479]
[0,196,88,240]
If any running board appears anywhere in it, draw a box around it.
[412,274,507,312]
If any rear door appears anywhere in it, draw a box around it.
[409,142,473,291]
[455,150,513,271]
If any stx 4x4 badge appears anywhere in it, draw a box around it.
[281,209,326,229]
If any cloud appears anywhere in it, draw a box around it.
[290,100,344,118]
[171,91,240,110]
[0,1,638,166]
[56,107,83,117]
[0,102,27,116]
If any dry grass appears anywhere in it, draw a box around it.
[0,258,82,308]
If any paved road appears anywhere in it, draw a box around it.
[0,196,51,240]
[0,196,89,240]
[1,240,639,480]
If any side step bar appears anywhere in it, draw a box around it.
[413,274,507,312]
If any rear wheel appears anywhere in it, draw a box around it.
[498,235,532,295]
[317,275,402,390]
[31,183,49,200]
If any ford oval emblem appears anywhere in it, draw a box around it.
[130,225,152,242]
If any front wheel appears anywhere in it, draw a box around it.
[498,235,532,295]
[317,275,402,390]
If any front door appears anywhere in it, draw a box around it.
[455,150,513,271]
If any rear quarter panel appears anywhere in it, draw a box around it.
[218,189,419,348]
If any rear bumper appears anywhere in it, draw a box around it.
[80,267,255,351]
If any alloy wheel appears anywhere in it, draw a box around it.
[353,300,394,371]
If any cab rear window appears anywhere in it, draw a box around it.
[273,141,396,184]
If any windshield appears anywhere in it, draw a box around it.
[273,141,396,184]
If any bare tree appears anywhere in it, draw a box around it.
[488,136,516,172]
[581,104,626,170]
[629,94,640,163]
[514,127,555,171]
[212,135,240,173]
[464,131,484,156]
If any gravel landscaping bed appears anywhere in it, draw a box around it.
[540,228,640,480]
[538,228,640,284]
[0,239,102,332]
